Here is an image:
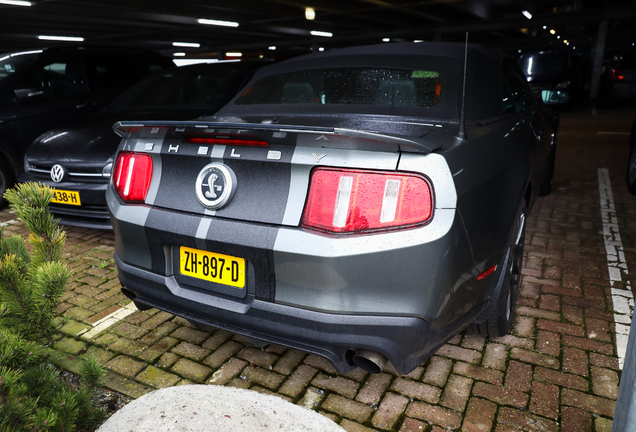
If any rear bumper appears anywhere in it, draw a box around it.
[116,252,480,374]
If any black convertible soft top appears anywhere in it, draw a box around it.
[217,42,505,123]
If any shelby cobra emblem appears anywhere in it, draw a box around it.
[195,163,237,210]
[50,164,66,183]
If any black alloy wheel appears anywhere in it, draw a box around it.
[469,204,526,337]
[628,142,636,195]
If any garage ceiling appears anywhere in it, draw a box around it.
[1,0,636,58]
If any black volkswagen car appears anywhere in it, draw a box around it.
[106,42,560,374]
[0,46,173,208]
[19,61,269,228]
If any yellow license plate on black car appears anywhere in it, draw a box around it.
[51,189,81,206]
[179,246,245,288]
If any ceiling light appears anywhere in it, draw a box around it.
[38,35,84,42]
[198,18,239,27]
[563,39,568,44]
[543,26,547,29]
[305,7,315,20]
[173,42,200,48]
[550,29,556,35]
[226,52,242,57]
[0,0,32,6]
[173,52,186,57]
[522,10,532,19]
[310,30,332,37]
[382,38,390,42]
[414,40,423,43]
[319,47,324,51]
[556,35,560,39]
[268,46,276,50]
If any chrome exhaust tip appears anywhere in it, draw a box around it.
[351,349,388,374]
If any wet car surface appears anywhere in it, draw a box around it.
[106,42,557,374]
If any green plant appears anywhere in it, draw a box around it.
[0,183,107,431]
[0,183,70,341]
[0,330,108,431]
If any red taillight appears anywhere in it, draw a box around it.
[113,151,153,202]
[612,68,624,80]
[302,168,433,233]
[183,136,269,147]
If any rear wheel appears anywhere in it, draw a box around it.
[469,204,526,337]
[628,144,636,195]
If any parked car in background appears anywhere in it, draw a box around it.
[517,51,587,108]
[19,61,270,228]
[0,46,173,208]
[602,49,636,105]
[627,116,636,194]
[106,42,562,374]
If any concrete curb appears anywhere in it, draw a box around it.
[97,384,346,432]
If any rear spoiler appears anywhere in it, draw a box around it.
[113,120,439,153]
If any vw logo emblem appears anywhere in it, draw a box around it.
[195,163,237,210]
[50,164,66,183]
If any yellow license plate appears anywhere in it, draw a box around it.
[180,246,245,288]
[51,189,81,206]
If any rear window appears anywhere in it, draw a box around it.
[235,67,442,107]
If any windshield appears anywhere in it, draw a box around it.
[519,54,567,76]
[235,67,442,108]
[109,64,254,112]
[0,51,41,82]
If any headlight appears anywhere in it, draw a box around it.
[555,80,571,89]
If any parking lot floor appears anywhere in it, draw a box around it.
[1,103,634,431]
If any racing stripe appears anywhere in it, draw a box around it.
[215,144,293,225]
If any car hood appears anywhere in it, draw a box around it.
[27,110,206,165]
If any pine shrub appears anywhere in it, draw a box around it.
[0,183,107,431]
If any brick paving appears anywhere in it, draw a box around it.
[2,104,635,431]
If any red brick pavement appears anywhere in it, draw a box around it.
[1,105,633,431]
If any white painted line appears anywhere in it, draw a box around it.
[598,168,633,369]
[79,302,138,339]
[597,132,631,135]
[0,219,18,227]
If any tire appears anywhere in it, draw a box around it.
[627,121,636,195]
[0,159,12,210]
[538,144,556,196]
[469,204,526,337]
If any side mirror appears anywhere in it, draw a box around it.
[541,89,569,105]
[14,88,44,101]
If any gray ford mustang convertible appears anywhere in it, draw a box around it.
[106,42,558,374]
